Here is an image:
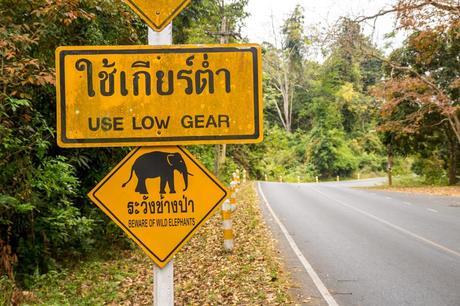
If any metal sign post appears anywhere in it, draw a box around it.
[154,260,174,306]
[149,23,174,306]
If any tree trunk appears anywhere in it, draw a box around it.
[214,145,220,175]
[448,137,458,186]
[387,143,393,187]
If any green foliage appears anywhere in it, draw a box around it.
[281,5,308,67]
[1,155,96,284]
[261,15,387,181]
[174,0,249,44]
[0,0,145,285]
[306,128,358,177]
[258,126,311,181]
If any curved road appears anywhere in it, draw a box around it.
[258,179,460,306]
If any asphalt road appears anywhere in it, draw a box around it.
[258,179,460,306]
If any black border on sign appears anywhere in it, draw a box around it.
[59,47,260,145]
[90,146,228,264]
[126,0,189,30]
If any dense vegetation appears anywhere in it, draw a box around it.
[0,0,458,294]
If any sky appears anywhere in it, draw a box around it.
[242,0,405,54]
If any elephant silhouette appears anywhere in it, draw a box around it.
[122,151,192,196]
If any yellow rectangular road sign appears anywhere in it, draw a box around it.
[56,44,263,148]
[88,146,229,267]
[123,0,191,32]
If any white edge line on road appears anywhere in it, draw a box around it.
[427,208,439,213]
[257,183,339,306]
[310,186,460,259]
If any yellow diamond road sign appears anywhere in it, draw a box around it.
[88,146,228,267]
[124,0,191,32]
[56,44,263,148]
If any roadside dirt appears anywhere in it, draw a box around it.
[370,186,460,197]
[110,182,295,305]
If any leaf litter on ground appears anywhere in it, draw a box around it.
[21,182,293,305]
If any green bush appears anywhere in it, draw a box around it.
[412,154,448,185]
[306,128,359,178]
[257,126,316,181]
[392,156,414,176]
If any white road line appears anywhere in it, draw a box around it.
[427,208,439,213]
[403,201,413,206]
[310,187,460,259]
[385,196,392,200]
[257,183,339,306]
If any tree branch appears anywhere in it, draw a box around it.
[355,0,460,23]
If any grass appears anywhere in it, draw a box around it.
[392,175,434,187]
[14,182,292,305]
[16,250,141,305]
[1,277,15,306]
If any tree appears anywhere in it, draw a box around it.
[360,1,460,184]
[358,0,460,143]
[355,0,459,185]
[264,5,308,132]
[357,0,460,32]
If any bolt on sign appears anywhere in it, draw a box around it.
[56,44,263,148]
[88,146,229,268]
[123,0,191,32]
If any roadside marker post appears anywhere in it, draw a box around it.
[222,172,241,252]
[222,179,237,251]
[148,23,174,306]
[243,169,247,183]
[230,183,237,213]
[233,172,240,192]
[222,197,234,251]
[316,176,319,183]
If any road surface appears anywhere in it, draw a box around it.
[258,179,460,306]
